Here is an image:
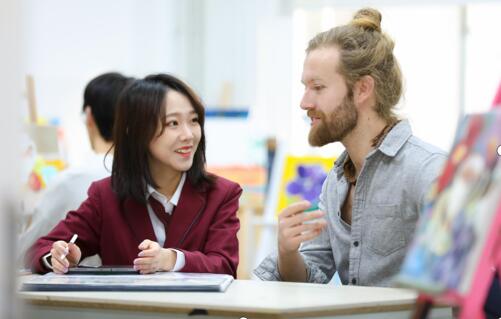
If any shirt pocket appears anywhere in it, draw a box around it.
[367,204,406,256]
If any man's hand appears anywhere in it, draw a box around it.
[133,239,177,274]
[50,240,81,274]
[278,200,327,255]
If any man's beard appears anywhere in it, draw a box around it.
[308,94,358,147]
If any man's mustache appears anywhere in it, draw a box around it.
[307,110,325,119]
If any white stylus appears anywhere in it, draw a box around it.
[60,234,78,260]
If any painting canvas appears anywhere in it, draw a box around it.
[397,110,501,296]
[275,155,334,216]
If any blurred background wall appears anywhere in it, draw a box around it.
[13,0,501,165]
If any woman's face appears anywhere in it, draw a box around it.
[148,90,201,177]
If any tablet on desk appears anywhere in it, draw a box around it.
[67,266,138,275]
[21,272,234,292]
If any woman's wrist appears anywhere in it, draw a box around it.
[162,248,177,271]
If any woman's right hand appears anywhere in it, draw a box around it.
[49,240,81,274]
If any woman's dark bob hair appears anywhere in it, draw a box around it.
[111,73,214,204]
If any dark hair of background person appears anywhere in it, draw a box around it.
[111,73,214,204]
[82,72,132,142]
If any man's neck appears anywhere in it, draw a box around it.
[91,136,113,154]
[341,113,387,175]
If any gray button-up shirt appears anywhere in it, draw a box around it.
[254,120,447,287]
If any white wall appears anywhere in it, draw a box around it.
[465,3,501,113]
[389,5,460,152]
[21,0,276,167]
[18,1,501,165]
[202,0,257,107]
[193,0,294,166]
[22,0,188,165]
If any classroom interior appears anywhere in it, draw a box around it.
[1,0,500,318]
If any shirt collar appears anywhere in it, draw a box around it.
[146,173,186,211]
[334,120,413,178]
[377,119,412,157]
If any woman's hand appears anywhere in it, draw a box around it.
[133,239,177,274]
[49,240,81,274]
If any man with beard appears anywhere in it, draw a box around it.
[254,8,447,286]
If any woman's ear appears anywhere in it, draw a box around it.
[353,75,375,106]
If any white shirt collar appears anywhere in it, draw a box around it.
[146,173,186,213]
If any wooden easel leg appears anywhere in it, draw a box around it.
[411,296,433,319]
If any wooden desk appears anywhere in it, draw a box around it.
[20,280,451,319]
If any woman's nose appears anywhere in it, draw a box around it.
[180,124,194,140]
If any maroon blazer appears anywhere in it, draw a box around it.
[26,175,242,277]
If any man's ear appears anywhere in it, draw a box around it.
[353,75,375,106]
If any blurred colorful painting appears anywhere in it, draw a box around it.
[397,110,501,297]
[207,165,266,209]
[276,155,334,216]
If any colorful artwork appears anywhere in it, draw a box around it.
[28,156,66,191]
[276,155,334,216]
[397,110,501,297]
[207,165,266,209]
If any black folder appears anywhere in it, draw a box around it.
[66,266,138,275]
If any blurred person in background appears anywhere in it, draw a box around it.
[18,72,132,267]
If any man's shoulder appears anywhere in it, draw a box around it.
[405,135,447,157]
[396,136,448,179]
[395,135,447,169]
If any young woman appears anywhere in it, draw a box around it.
[26,74,242,277]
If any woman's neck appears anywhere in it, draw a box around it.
[149,164,182,198]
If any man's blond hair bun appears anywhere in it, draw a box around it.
[350,8,382,32]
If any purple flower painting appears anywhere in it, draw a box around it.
[285,164,327,205]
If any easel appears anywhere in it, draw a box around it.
[411,295,434,319]
[24,74,60,155]
[25,74,39,124]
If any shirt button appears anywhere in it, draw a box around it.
[353,241,359,247]
[351,278,357,285]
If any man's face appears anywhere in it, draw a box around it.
[300,47,358,147]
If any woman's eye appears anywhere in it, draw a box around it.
[313,86,324,91]
[166,121,178,127]
[192,117,199,123]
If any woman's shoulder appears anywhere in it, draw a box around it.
[206,174,242,194]
[87,176,114,196]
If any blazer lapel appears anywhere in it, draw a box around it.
[165,179,206,248]
[122,198,157,243]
